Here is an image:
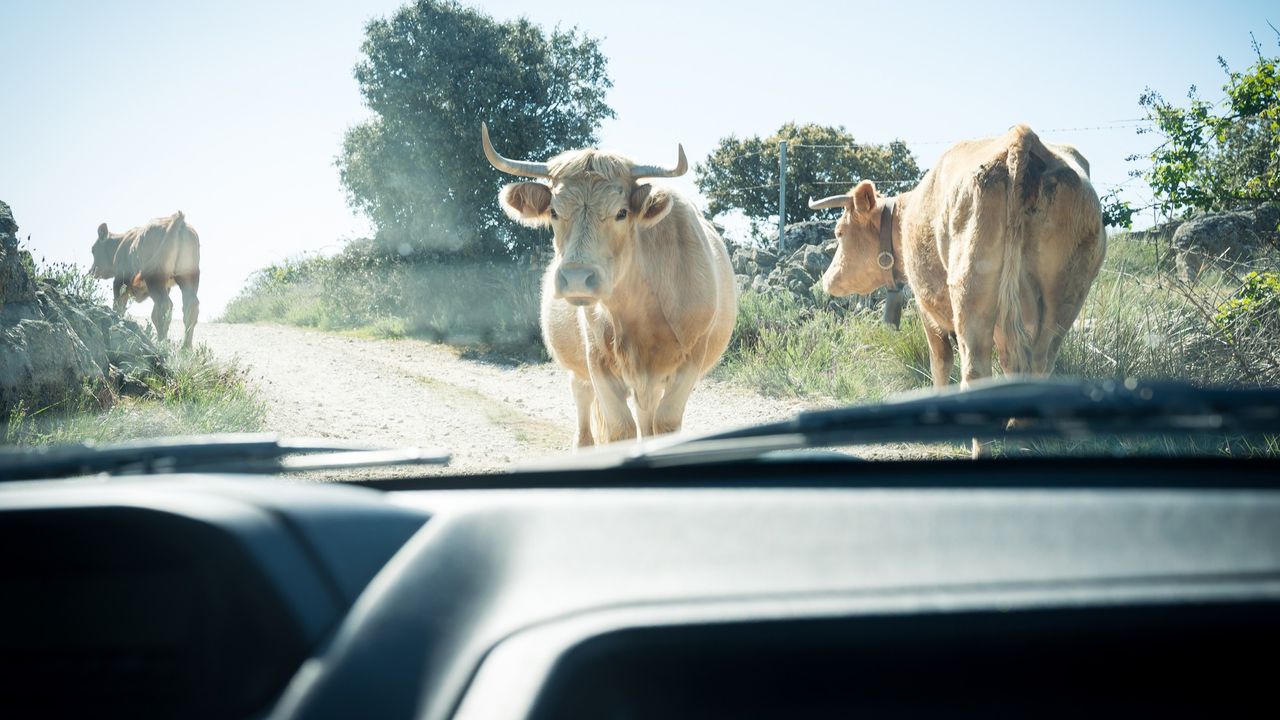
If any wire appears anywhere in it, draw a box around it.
[788,122,1155,152]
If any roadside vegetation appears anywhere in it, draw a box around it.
[221,241,548,360]
[3,255,265,446]
[3,344,264,446]
[719,231,1279,404]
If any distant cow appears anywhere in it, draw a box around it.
[482,123,736,446]
[810,124,1105,454]
[90,211,201,349]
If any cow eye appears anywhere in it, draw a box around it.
[615,209,628,221]
[549,208,559,219]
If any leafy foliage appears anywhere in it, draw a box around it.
[337,0,614,258]
[1100,189,1137,229]
[694,123,923,239]
[1139,35,1280,218]
[1214,270,1280,342]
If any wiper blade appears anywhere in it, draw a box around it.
[0,433,450,482]
[615,377,1280,468]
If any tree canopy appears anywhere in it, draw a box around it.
[694,122,923,239]
[337,0,614,258]
[1126,35,1280,226]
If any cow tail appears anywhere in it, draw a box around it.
[997,125,1039,375]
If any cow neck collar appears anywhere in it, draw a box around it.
[875,197,904,291]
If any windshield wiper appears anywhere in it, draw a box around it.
[0,433,450,482]
[598,377,1280,468]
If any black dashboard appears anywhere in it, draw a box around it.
[1,458,1278,718]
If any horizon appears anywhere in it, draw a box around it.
[1,0,1276,316]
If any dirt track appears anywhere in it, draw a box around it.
[198,323,817,475]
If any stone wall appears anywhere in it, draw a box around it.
[730,219,905,313]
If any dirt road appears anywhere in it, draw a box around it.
[199,323,816,475]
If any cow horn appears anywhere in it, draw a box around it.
[481,122,551,179]
[808,194,851,210]
[630,145,688,179]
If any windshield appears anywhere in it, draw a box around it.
[2,1,1278,477]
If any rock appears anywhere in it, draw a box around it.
[770,220,836,252]
[1129,218,1184,248]
[786,243,832,277]
[1,199,165,418]
[1171,212,1262,281]
[0,201,38,305]
[1252,202,1280,240]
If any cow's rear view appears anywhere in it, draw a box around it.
[812,124,1106,456]
[90,211,201,348]
[967,124,1106,379]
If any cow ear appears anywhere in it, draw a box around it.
[499,182,553,227]
[852,180,877,214]
[97,222,109,240]
[631,184,673,228]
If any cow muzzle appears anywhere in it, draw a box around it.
[555,263,603,305]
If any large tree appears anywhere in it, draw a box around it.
[694,122,922,240]
[337,0,614,257]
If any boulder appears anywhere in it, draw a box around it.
[1,200,164,419]
[1171,212,1262,282]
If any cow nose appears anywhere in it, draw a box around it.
[556,264,600,298]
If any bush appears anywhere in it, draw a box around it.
[223,245,548,359]
[1215,270,1280,337]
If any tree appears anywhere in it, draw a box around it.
[1136,35,1279,221]
[337,0,614,258]
[694,123,923,240]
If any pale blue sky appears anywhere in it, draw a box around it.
[1,0,1276,315]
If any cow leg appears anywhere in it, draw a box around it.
[633,373,666,438]
[923,323,955,388]
[112,278,129,314]
[571,375,596,448]
[652,364,700,436]
[587,360,637,443]
[175,273,200,350]
[1035,260,1095,376]
[951,249,1001,458]
[145,275,173,344]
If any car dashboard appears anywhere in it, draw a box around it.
[2,457,1278,719]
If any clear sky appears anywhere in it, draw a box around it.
[1,0,1276,316]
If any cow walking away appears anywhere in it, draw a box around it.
[482,123,737,446]
[90,211,201,349]
[810,124,1106,456]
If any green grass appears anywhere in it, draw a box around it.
[717,290,934,402]
[2,345,265,446]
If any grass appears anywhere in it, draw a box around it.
[717,290,934,403]
[3,340,265,447]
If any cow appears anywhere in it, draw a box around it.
[809,124,1106,456]
[482,123,737,446]
[90,211,201,349]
